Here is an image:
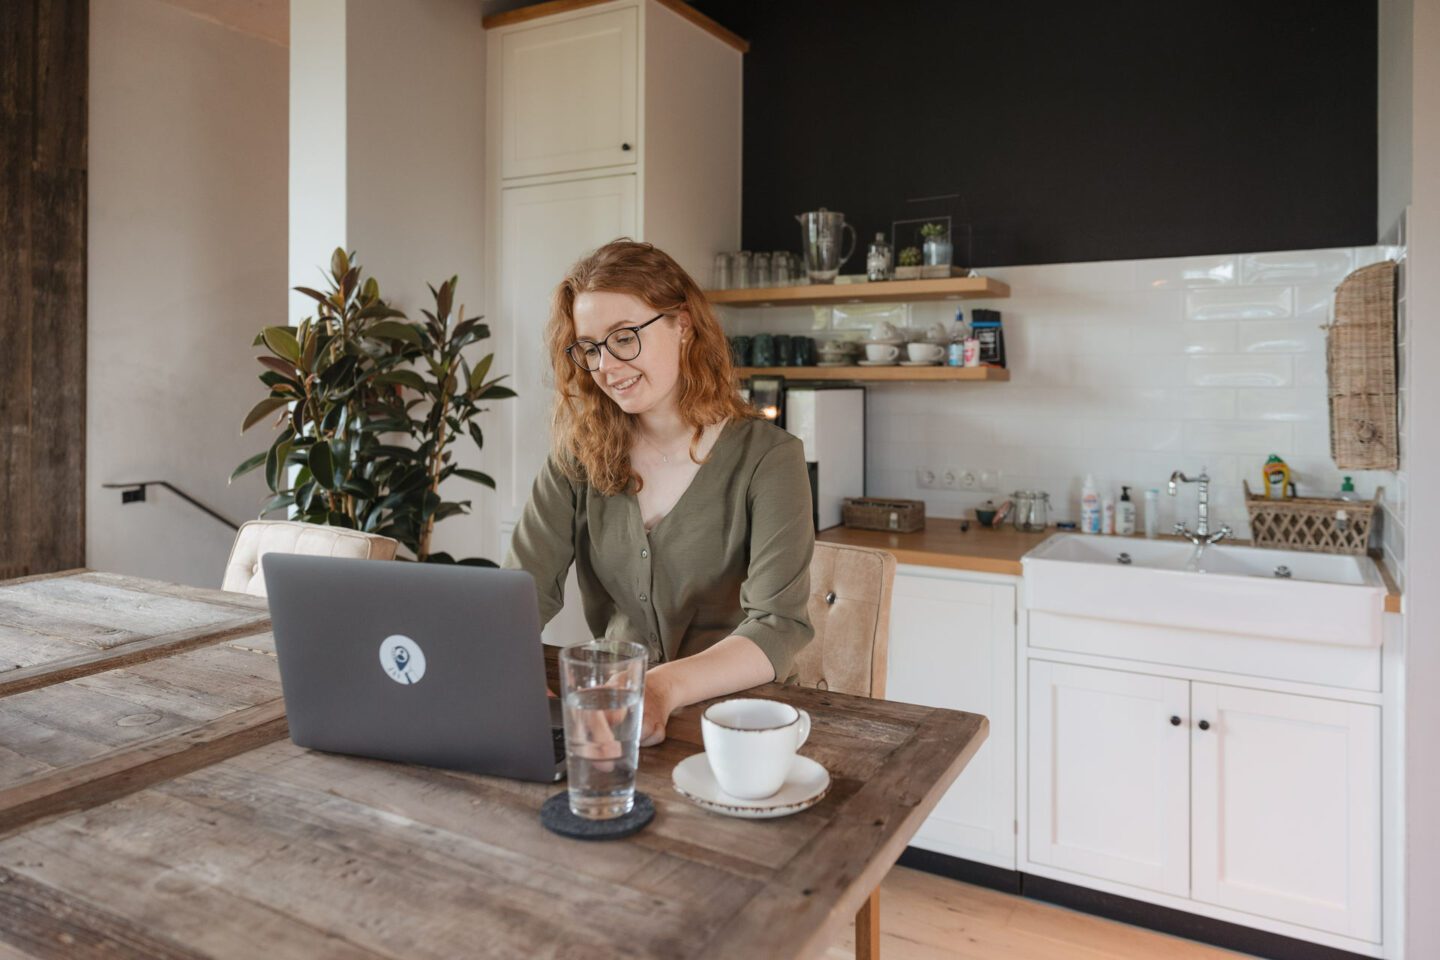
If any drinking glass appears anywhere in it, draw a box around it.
[734,251,752,289]
[752,252,772,288]
[560,640,648,819]
[774,252,793,286]
[712,253,732,291]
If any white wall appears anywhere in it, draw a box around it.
[288,0,491,561]
[88,0,288,586]
[725,245,1402,552]
[1403,0,1440,953]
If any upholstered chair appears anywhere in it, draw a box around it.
[221,520,399,597]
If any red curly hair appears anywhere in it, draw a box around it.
[546,240,754,496]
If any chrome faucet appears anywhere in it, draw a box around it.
[1168,468,1230,546]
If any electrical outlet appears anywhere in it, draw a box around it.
[958,469,979,489]
[916,467,937,489]
[979,470,999,492]
[941,468,960,489]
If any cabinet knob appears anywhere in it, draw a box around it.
[1169,715,1181,726]
[1198,719,1211,731]
[621,142,633,151]
[824,591,836,605]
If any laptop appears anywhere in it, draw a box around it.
[262,553,567,783]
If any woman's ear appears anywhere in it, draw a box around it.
[675,311,692,340]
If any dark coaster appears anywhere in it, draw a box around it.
[540,791,655,841]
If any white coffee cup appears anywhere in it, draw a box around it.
[906,341,944,363]
[871,321,899,341]
[864,343,900,363]
[701,698,811,800]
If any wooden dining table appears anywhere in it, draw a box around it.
[0,569,987,960]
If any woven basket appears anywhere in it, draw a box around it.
[1243,481,1380,555]
[1327,261,1399,469]
[842,497,925,533]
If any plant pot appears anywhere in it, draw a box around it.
[923,236,952,267]
[893,265,922,280]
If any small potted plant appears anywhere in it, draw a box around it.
[894,245,923,280]
[920,222,952,278]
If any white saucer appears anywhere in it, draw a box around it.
[899,360,941,366]
[857,359,899,367]
[672,753,830,819]
[861,337,904,346]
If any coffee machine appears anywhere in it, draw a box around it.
[782,386,865,531]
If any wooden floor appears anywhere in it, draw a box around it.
[824,867,1254,960]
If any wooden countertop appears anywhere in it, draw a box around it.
[817,519,1403,613]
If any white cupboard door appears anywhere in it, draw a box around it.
[500,8,638,179]
[1191,683,1381,942]
[498,174,636,645]
[1028,661,1190,896]
[885,574,1016,868]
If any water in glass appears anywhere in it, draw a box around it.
[559,640,647,820]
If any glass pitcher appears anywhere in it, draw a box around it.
[796,208,858,284]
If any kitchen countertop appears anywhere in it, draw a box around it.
[817,519,1403,614]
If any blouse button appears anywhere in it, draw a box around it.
[639,593,648,603]
[641,549,649,559]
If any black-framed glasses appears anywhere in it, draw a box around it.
[564,313,666,372]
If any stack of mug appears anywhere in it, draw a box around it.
[729,334,816,368]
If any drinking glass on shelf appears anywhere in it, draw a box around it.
[734,251,752,289]
[560,640,648,820]
[712,253,732,291]
[774,252,792,286]
[753,252,772,289]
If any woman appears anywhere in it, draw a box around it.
[504,240,814,747]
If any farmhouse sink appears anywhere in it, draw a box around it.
[1021,534,1386,647]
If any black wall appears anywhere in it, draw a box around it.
[692,0,1378,267]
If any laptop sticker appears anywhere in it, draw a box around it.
[379,634,427,685]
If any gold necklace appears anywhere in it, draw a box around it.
[636,426,689,464]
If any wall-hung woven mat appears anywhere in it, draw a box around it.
[1328,260,1399,470]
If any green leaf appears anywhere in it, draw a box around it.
[296,480,317,514]
[308,441,336,490]
[436,277,455,321]
[258,355,296,376]
[375,370,429,392]
[467,422,484,450]
[293,286,331,306]
[260,492,296,515]
[367,320,421,344]
[265,436,293,492]
[479,385,517,401]
[229,451,267,483]
[362,277,379,302]
[467,354,494,393]
[331,247,350,282]
[242,396,290,433]
[262,326,301,364]
[453,468,495,489]
[341,478,378,499]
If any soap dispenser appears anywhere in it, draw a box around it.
[1117,486,1137,535]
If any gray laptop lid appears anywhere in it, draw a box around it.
[262,554,559,782]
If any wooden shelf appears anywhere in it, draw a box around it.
[735,365,1009,382]
[706,276,1009,307]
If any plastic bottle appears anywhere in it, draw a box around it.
[1337,476,1356,501]
[1080,474,1101,534]
[1101,495,1116,535]
[1117,486,1137,535]
[1144,489,1159,539]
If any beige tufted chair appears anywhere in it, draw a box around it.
[794,541,896,699]
[794,540,897,960]
[221,520,400,597]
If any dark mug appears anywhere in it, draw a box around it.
[729,335,752,367]
[775,335,793,367]
[752,333,776,368]
[791,335,815,366]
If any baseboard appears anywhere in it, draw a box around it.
[900,848,1373,960]
[896,847,1021,893]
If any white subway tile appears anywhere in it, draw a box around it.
[1181,388,1237,419]
[1293,352,1328,388]
[1082,419,1183,453]
[1183,420,1293,455]
[1187,355,1293,387]
[1293,283,1336,325]
[1292,421,1333,456]
[1235,388,1328,422]
[1136,255,1237,289]
[1238,248,1354,285]
[1236,320,1324,354]
[1186,286,1293,321]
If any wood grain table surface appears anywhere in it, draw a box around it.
[0,571,987,960]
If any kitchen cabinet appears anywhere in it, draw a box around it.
[1027,660,1381,943]
[885,569,1016,869]
[1190,683,1380,941]
[498,8,638,180]
[1027,660,1190,895]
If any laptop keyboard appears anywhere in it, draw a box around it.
[552,727,566,763]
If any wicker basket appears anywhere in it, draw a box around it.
[1243,481,1380,555]
[842,497,925,533]
[1327,261,1399,469]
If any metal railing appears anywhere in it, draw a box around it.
[101,481,241,531]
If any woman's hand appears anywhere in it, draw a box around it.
[639,667,676,747]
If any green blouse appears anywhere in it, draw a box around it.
[503,418,815,682]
